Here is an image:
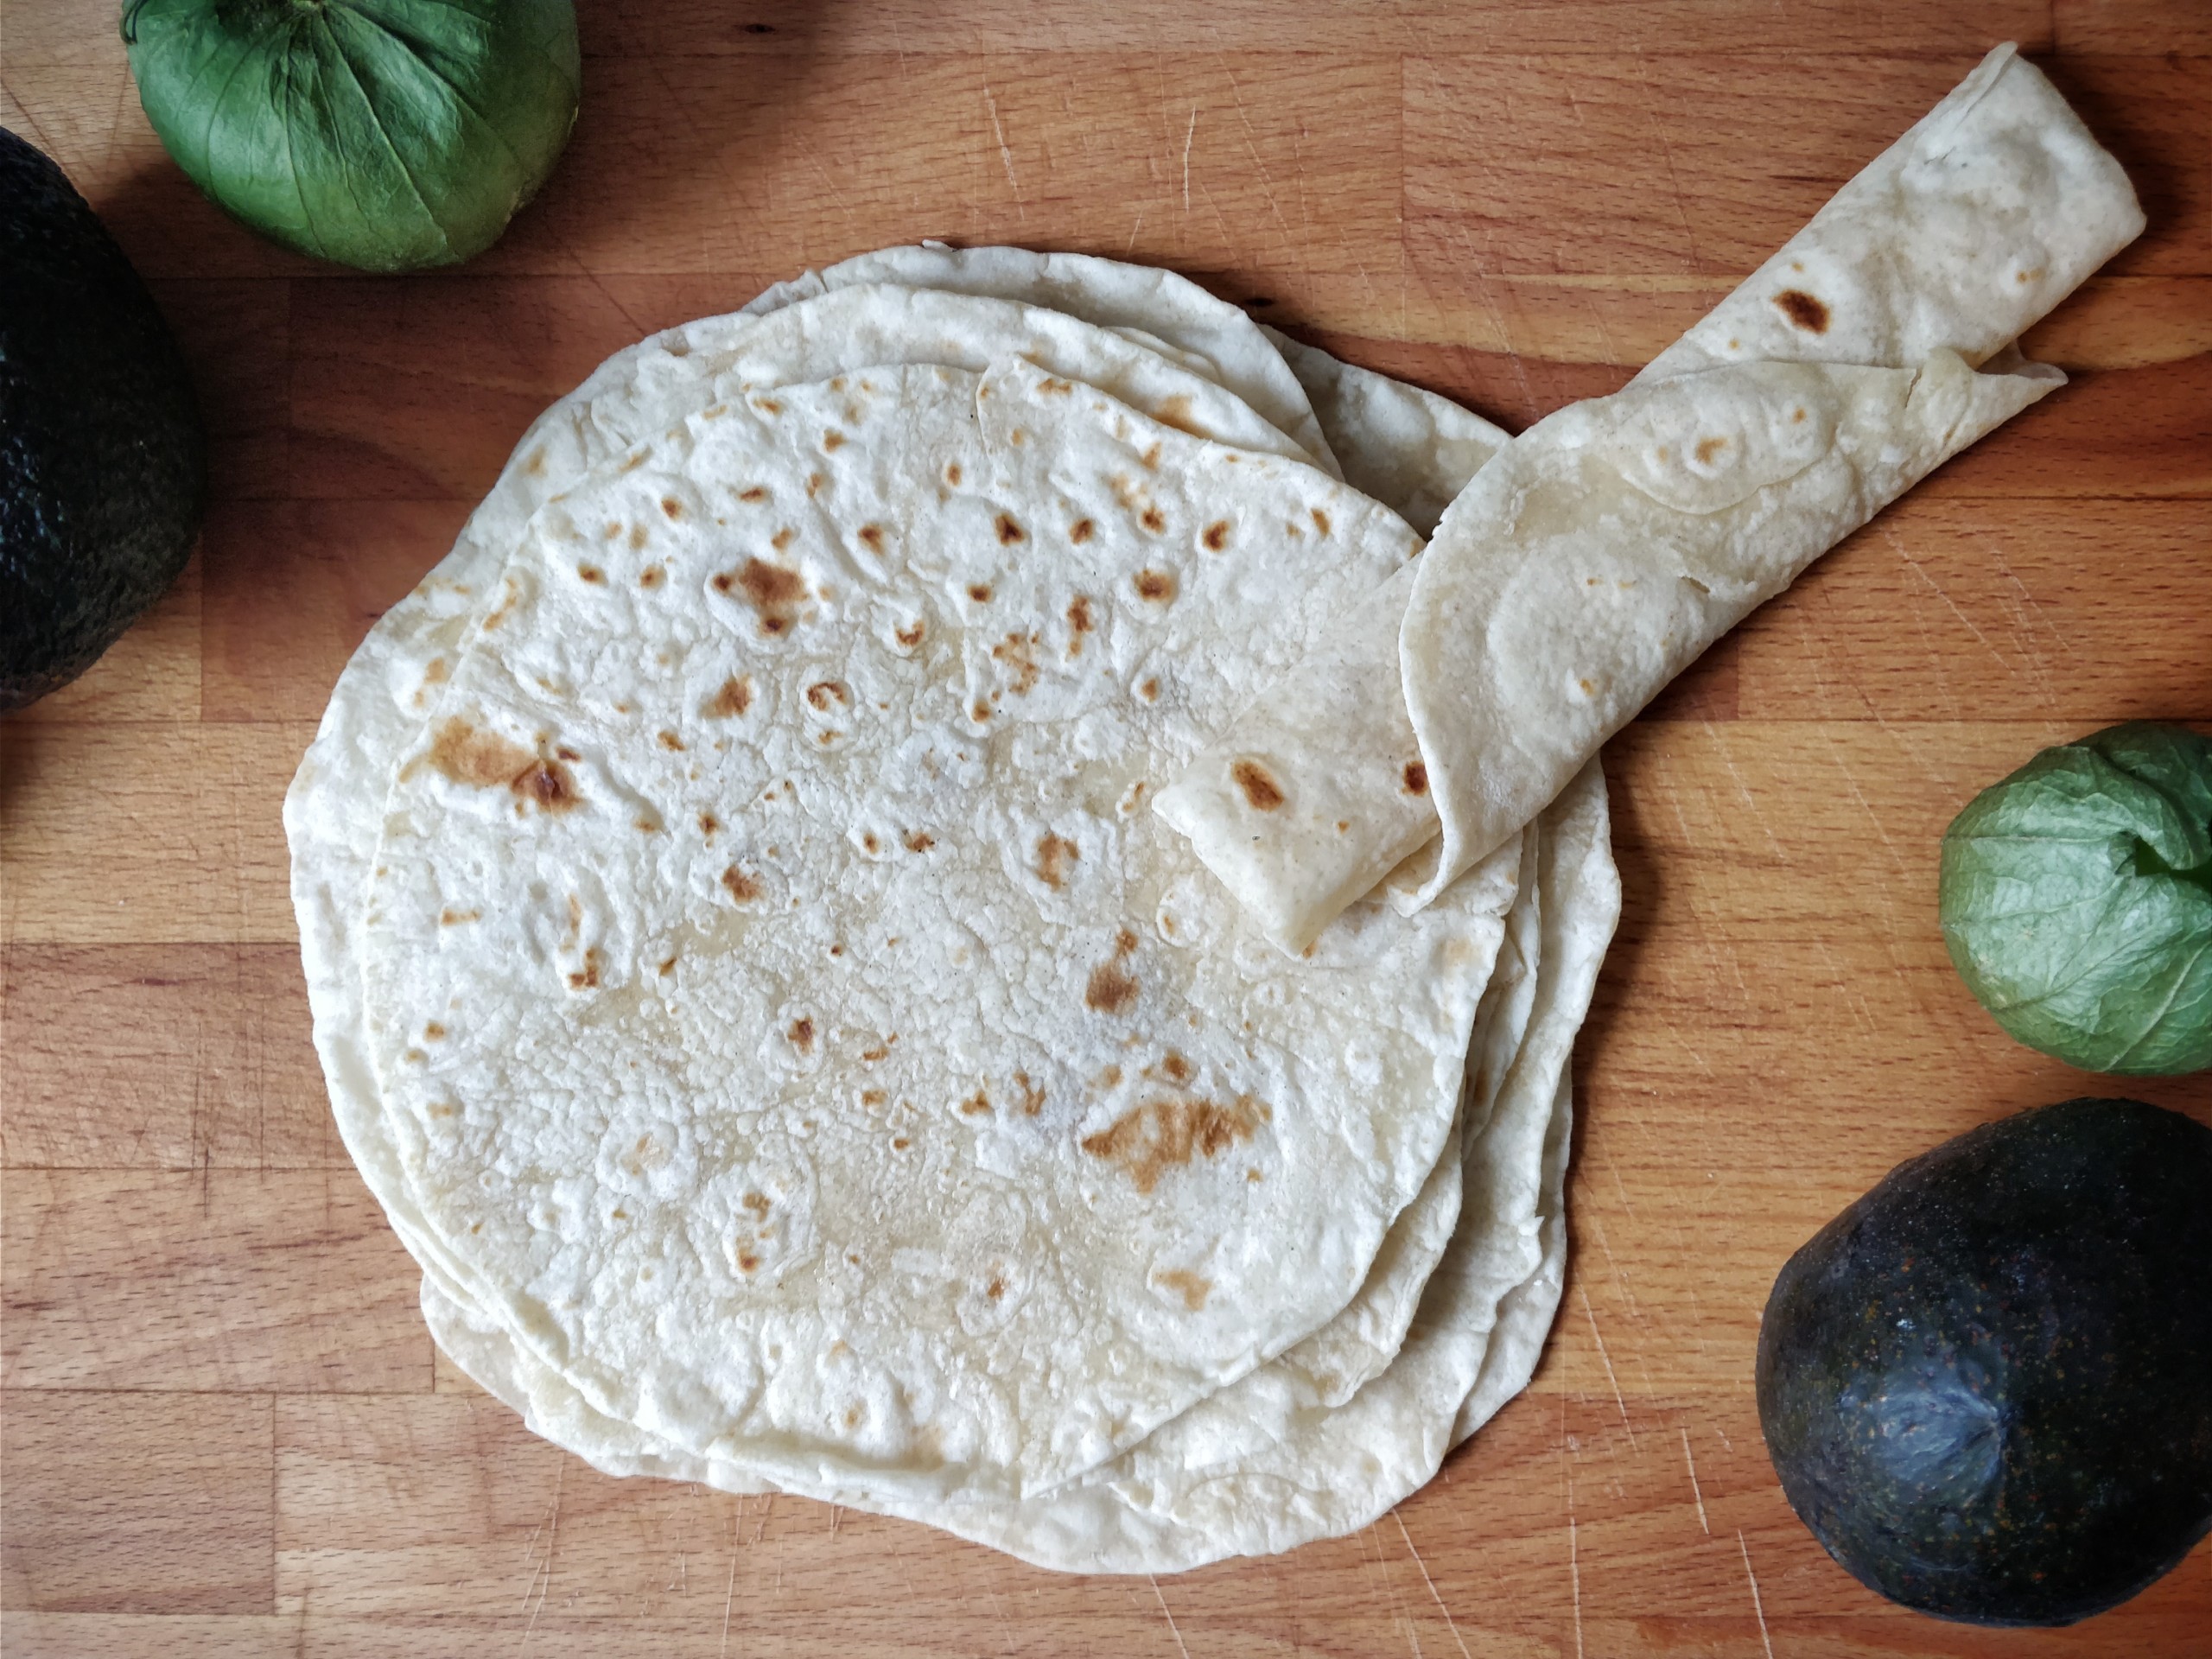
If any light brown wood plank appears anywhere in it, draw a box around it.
[197,500,472,726]
[1406,54,2003,279]
[285,276,742,501]
[0,721,307,946]
[578,1,2052,57]
[0,1391,273,1615]
[2056,0,2212,54]
[0,1613,300,1659]
[10,0,2059,70]
[471,54,1404,282]
[1735,497,2212,721]
[2,1170,428,1392]
[0,944,334,1171]
[1405,54,2210,284]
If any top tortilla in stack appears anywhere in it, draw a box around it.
[289,250,1610,1574]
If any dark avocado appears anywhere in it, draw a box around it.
[2,126,204,709]
[1757,1097,2212,1625]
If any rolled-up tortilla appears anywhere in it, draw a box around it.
[1156,43,2145,951]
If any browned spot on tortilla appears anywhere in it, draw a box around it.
[861,1043,890,1063]
[423,1021,446,1040]
[994,631,1040,695]
[628,524,649,552]
[739,1252,761,1272]
[805,680,849,710]
[1153,393,1198,435]
[1792,406,1808,423]
[1775,289,1829,333]
[1694,435,1728,466]
[1336,819,1350,833]
[1070,518,1094,543]
[721,558,805,636]
[567,893,583,931]
[1035,833,1079,889]
[1311,507,1332,535]
[439,908,480,926]
[1038,376,1072,396]
[858,524,885,554]
[639,564,665,589]
[429,719,582,813]
[861,832,880,853]
[1014,1071,1045,1116]
[1140,442,1162,471]
[523,448,546,477]
[972,700,992,722]
[904,830,935,853]
[738,486,768,504]
[966,582,993,604]
[1138,677,1160,702]
[659,955,677,976]
[861,1088,887,1108]
[1141,506,1166,533]
[994,512,1026,547]
[1231,759,1284,810]
[422,658,449,686]
[823,429,846,451]
[1096,1064,1122,1089]
[1085,931,1140,1014]
[1201,519,1230,552]
[1155,1268,1212,1312]
[945,462,963,486]
[986,1277,1006,1300]
[567,947,604,990]
[1080,1096,1264,1194]
[771,527,797,553]
[721,866,761,902]
[894,620,925,649]
[753,397,783,416]
[741,1191,771,1217]
[704,676,753,719]
[788,1019,815,1052]
[699,811,721,836]
[1066,595,1094,636]
[1134,569,1175,603]
[660,496,684,520]
[960,1089,992,1116]
[1161,1052,1192,1084]
[1402,760,1427,796]
[658,730,684,751]
[619,451,646,474]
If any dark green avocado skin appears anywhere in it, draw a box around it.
[2,126,205,709]
[1757,1098,2212,1626]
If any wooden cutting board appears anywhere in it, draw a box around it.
[4,3,2208,1654]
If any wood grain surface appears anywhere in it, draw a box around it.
[4,3,2209,1655]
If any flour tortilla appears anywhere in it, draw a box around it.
[289,251,1562,1554]
[747,245,1340,481]
[423,757,1616,1572]
[1262,327,1507,537]
[354,359,1515,1503]
[287,282,1345,1312]
[1157,44,2145,950]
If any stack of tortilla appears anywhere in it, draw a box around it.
[288,43,2138,1574]
[289,243,1621,1573]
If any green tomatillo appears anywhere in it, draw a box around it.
[124,0,579,271]
[1940,721,2212,1076]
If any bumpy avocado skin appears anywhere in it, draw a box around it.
[1,127,205,709]
[1757,1098,2212,1625]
